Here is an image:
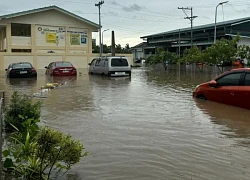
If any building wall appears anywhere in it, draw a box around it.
[0,9,99,70]
[0,53,133,70]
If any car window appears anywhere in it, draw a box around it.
[95,59,102,66]
[111,58,128,67]
[12,63,32,69]
[216,73,242,86]
[244,73,250,85]
[91,59,96,66]
[100,59,105,67]
[55,62,73,67]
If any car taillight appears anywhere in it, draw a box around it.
[73,69,77,72]
[31,68,36,72]
[54,68,59,73]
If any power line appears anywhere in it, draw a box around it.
[178,7,197,47]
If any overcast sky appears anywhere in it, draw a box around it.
[1,0,250,47]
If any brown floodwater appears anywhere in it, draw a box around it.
[1,66,250,180]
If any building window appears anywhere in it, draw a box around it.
[11,23,31,37]
[11,49,31,53]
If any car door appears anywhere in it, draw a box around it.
[237,72,250,109]
[46,63,52,75]
[94,59,102,74]
[89,59,97,73]
[213,72,243,107]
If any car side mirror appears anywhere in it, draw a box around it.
[45,66,48,69]
[88,63,91,66]
[5,69,7,71]
[209,80,217,87]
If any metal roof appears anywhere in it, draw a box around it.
[0,5,99,28]
[141,16,250,39]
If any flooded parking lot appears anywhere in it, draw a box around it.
[1,67,250,180]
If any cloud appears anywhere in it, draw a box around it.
[110,1,121,6]
[106,11,119,16]
[122,4,144,12]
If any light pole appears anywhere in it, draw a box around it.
[101,29,109,56]
[214,1,228,44]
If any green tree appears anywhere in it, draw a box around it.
[147,48,179,70]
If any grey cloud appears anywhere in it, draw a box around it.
[106,11,119,16]
[110,1,121,6]
[122,4,144,12]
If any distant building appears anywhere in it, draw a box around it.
[0,5,99,70]
[133,17,250,59]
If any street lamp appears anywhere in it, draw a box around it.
[214,1,228,44]
[101,29,109,56]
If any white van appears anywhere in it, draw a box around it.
[88,56,131,77]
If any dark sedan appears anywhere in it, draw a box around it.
[5,62,37,78]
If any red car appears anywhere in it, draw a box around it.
[193,68,250,110]
[45,61,77,76]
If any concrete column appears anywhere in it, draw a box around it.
[31,24,36,53]
[6,24,11,54]
[0,28,2,51]
[88,29,91,55]
[65,26,69,54]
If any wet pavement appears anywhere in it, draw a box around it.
[1,66,250,180]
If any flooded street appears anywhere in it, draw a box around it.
[1,67,250,180]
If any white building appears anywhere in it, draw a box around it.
[0,6,99,70]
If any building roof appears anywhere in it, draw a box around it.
[131,42,147,49]
[0,5,99,28]
[141,16,250,39]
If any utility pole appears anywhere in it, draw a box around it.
[178,7,197,47]
[95,0,104,57]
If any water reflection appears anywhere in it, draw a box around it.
[6,78,37,87]
[195,99,250,144]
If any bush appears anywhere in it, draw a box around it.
[4,91,41,132]
[3,126,86,179]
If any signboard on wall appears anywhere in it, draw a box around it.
[70,34,80,45]
[69,28,88,46]
[36,26,88,47]
[36,25,66,46]
[46,33,57,44]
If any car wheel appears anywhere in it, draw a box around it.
[196,95,207,100]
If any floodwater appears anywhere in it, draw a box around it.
[1,66,250,180]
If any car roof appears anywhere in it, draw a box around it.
[227,68,250,72]
[52,61,72,63]
[11,62,32,65]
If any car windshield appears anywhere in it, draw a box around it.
[12,63,32,69]
[111,58,128,67]
[55,62,73,67]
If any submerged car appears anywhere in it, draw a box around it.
[88,56,131,77]
[45,61,77,76]
[5,62,37,78]
[193,68,250,109]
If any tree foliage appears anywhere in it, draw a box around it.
[3,91,86,180]
[147,47,179,70]
[4,91,41,132]
[93,43,131,54]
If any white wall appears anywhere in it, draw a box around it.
[37,55,63,68]
[65,56,87,68]
[12,36,31,46]
[1,10,97,31]
[4,56,33,68]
